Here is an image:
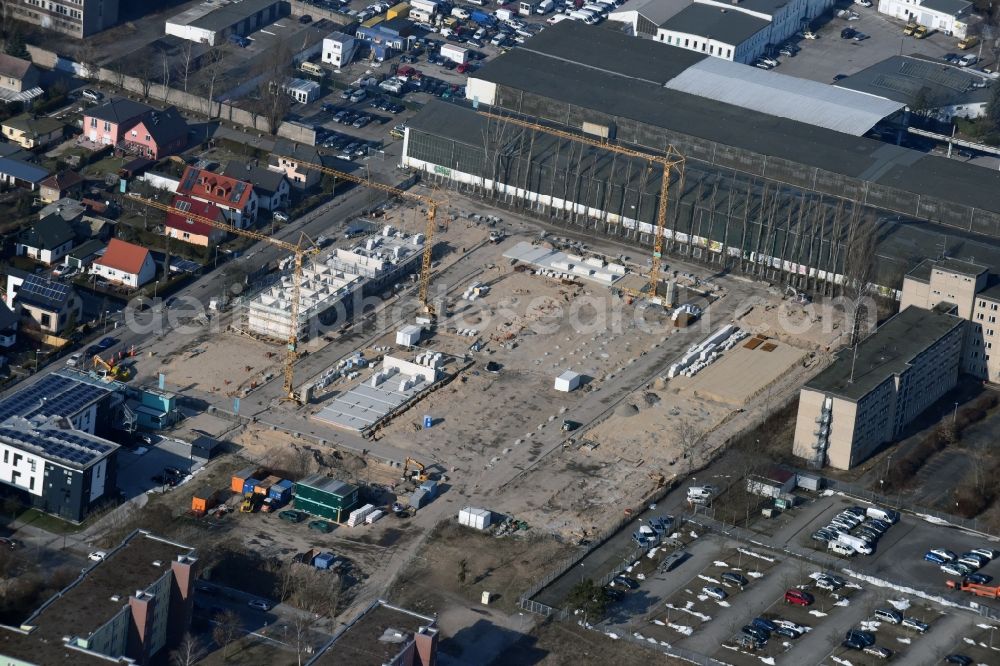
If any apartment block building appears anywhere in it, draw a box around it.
[899,258,1000,383]
[793,306,965,470]
[9,0,120,38]
[307,599,438,666]
[0,530,197,665]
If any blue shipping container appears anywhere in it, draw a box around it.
[314,552,336,570]
[410,489,428,508]
[269,479,293,502]
[242,478,260,495]
[419,480,438,498]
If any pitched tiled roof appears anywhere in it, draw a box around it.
[165,195,225,237]
[19,213,76,250]
[2,114,63,137]
[222,160,287,195]
[0,54,32,80]
[176,166,254,210]
[94,238,150,275]
[39,171,84,192]
[132,106,188,147]
[85,98,152,125]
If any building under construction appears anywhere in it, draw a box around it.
[241,226,425,339]
[401,21,1000,293]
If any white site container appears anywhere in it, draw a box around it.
[365,509,384,524]
[396,324,422,346]
[554,370,581,392]
[347,503,375,527]
[459,507,492,530]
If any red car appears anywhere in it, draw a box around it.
[784,589,814,606]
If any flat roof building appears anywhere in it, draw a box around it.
[792,306,965,469]
[0,530,197,665]
[166,0,288,46]
[7,0,120,38]
[307,599,438,666]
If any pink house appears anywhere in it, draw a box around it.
[83,98,152,146]
[118,107,188,160]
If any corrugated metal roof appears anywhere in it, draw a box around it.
[665,57,904,136]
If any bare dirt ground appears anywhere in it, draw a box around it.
[144,331,284,396]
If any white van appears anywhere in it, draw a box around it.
[582,3,607,14]
[568,9,591,20]
[451,6,470,17]
[828,541,855,557]
[865,507,899,524]
[536,0,554,12]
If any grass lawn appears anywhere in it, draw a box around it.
[16,508,87,534]
[83,155,126,178]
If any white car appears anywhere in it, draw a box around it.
[65,353,83,368]
[88,551,107,561]
[702,586,727,601]
[272,210,290,223]
[941,562,971,577]
[773,619,807,634]
[247,599,273,611]
[970,548,995,561]
[928,548,957,562]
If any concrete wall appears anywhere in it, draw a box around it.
[278,121,318,146]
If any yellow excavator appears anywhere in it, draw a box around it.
[240,493,255,513]
[92,355,132,381]
[401,457,429,483]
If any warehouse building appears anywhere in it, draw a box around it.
[878,0,973,38]
[836,55,993,122]
[308,599,438,665]
[165,0,288,46]
[0,529,197,665]
[792,306,965,470]
[7,0,120,38]
[406,21,1000,294]
[294,475,359,522]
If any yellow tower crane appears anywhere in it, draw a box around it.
[271,156,441,316]
[477,110,685,301]
[125,193,320,401]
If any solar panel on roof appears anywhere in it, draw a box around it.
[19,274,69,303]
[181,168,200,191]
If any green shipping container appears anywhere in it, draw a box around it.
[293,475,359,522]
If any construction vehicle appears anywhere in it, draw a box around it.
[268,154,441,317]
[240,493,255,513]
[126,194,319,402]
[478,110,684,303]
[401,457,429,482]
[92,355,131,381]
[946,579,1000,598]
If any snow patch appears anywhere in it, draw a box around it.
[653,619,665,626]
[605,632,619,640]
[976,623,994,629]
[844,569,966,610]
[889,599,911,611]
[834,597,850,607]
[713,561,730,568]
[637,573,646,581]
[698,574,721,584]
[917,513,950,526]
[668,622,694,636]
[666,603,711,622]
[809,572,822,580]
[759,658,776,665]
[747,571,764,578]
[690,530,699,539]
[697,595,709,601]
[831,657,854,666]
[860,620,880,631]
[963,637,976,645]
[647,548,659,559]
[738,548,775,563]
[896,637,911,645]
[809,610,828,617]
[715,600,731,607]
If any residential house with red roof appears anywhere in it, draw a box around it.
[118,106,188,160]
[165,195,227,247]
[91,239,155,289]
[176,166,258,229]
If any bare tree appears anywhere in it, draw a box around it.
[161,52,172,104]
[76,41,99,81]
[170,632,206,666]
[180,41,195,93]
[840,206,878,346]
[250,42,294,134]
[201,47,226,119]
[111,60,126,91]
[212,609,242,659]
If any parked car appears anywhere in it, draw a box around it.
[965,573,993,585]
[902,617,929,633]
[247,599,273,611]
[926,549,957,563]
[702,586,727,601]
[845,629,876,647]
[853,32,869,41]
[751,617,778,633]
[841,27,857,39]
[784,589,813,606]
[88,551,107,561]
[742,625,770,642]
[613,575,639,590]
[65,353,83,368]
[874,608,902,624]
[278,510,304,523]
[863,645,892,659]
[773,619,807,634]
[944,655,973,665]
[970,548,995,561]
[721,572,749,587]
[82,88,104,101]
[97,337,118,350]
[942,562,972,577]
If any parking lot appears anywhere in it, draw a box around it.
[768,4,970,84]
[116,436,204,500]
